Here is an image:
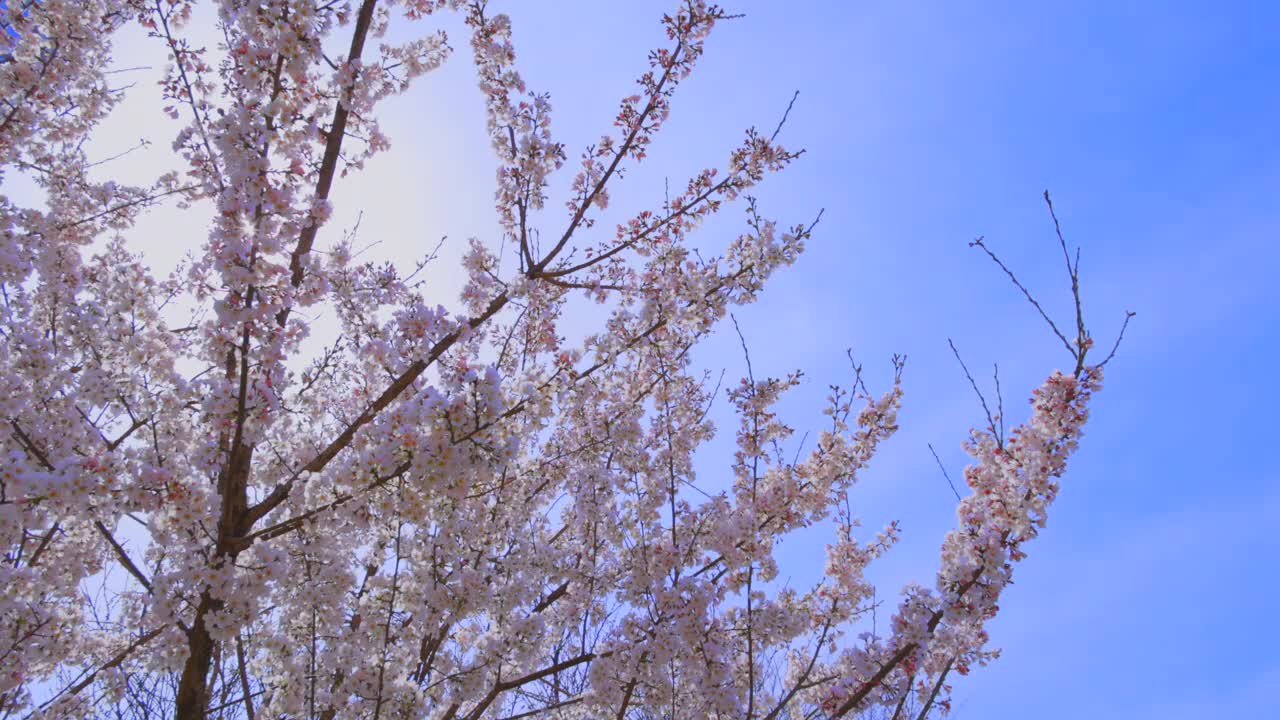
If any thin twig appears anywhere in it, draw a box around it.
[928,443,962,502]
[771,89,800,142]
[968,236,1074,358]
[992,362,1005,443]
[1044,191,1087,354]
[947,338,1000,448]
[730,313,754,383]
[1098,310,1136,368]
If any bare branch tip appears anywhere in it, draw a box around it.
[928,442,962,503]
[770,90,801,142]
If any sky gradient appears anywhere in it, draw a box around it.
[21,0,1280,716]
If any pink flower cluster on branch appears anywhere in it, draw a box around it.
[818,367,1101,718]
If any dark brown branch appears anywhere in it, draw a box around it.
[235,635,257,720]
[889,674,913,720]
[761,610,837,720]
[38,626,166,711]
[912,657,953,720]
[24,522,61,568]
[93,520,153,593]
[277,0,380,330]
[496,695,584,720]
[460,652,598,720]
[532,581,570,614]
[828,642,918,719]
[247,291,510,525]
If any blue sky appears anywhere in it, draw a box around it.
[36,0,1280,716]
[485,2,1280,716]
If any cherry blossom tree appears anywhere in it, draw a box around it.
[0,1,1128,718]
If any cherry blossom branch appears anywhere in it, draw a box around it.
[307,291,506,469]
[459,652,598,720]
[760,610,838,720]
[279,0,380,329]
[234,635,256,720]
[53,184,199,231]
[149,0,225,191]
[34,626,167,713]
[536,25,692,268]
[912,657,953,720]
[249,202,804,538]
[495,695,585,720]
[8,419,153,593]
[92,520,153,594]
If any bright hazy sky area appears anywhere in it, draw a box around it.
[20,1,1279,717]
